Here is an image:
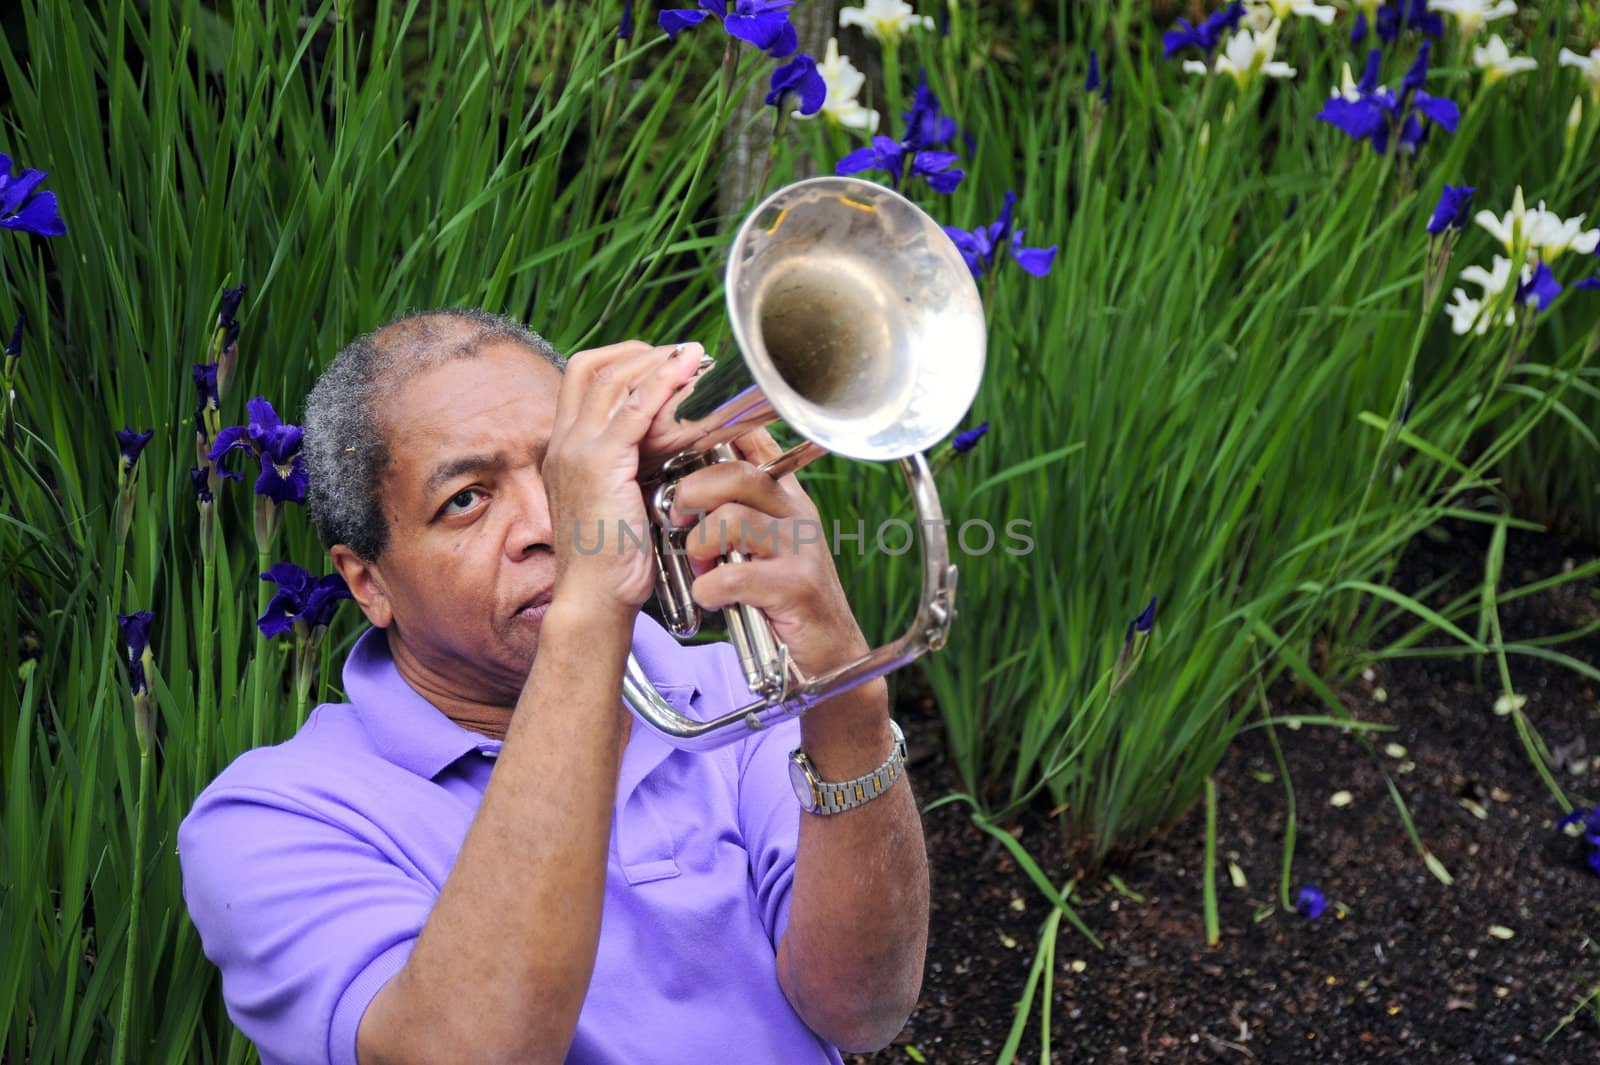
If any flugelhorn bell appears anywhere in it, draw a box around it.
[624,176,986,751]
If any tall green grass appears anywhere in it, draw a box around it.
[0,0,759,1057]
[845,3,1600,872]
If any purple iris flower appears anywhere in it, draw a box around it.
[1357,47,1383,93]
[942,191,1056,279]
[1515,261,1561,311]
[0,154,66,238]
[1162,3,1245,59]
[117,428,154,474]
[659,1,798,59]
[258,562,353,637]
[194,363,219,414]
[1296,885,1328,919]
[1426,184,1476,235]
[1401,41,1431,95]
[218,284,246,348]
[1556,807,1600,875]
[189,465,213,505]
[902,70,960,151]
[952,421,989,453]
[1316,46,1458,155]
[1375,0,1442,43]
[1085,51,1112,102]
[766,53,825,115]
[209,396,309,505]
[1122,595,1158,647]
[1318,50,1387,145]
[5,312,22,359]
[619,0,635,40]
[117,610,155,695]
[839,137,964,192]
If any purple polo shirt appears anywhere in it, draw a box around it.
[178,614,845,1065]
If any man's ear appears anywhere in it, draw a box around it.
[331,544,393,629]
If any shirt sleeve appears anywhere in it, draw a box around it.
[178,782,433,1065]
[732,710,806,950]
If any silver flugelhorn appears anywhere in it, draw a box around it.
[623,175,986,750]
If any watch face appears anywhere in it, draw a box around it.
[789,757,817,812]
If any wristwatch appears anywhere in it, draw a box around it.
[788,720,907,816]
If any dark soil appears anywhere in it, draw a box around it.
[853,520,1600,1064]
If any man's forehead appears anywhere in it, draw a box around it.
[377,346,560,486]
[382,344,559,420]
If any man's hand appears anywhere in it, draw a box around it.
[544,340,704,619]
[665,428,869,680]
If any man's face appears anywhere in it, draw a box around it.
[350,341,565,706]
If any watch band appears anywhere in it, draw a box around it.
[792,720,907,816]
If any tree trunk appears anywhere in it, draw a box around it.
[717,2,837,223]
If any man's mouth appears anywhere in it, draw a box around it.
[514,592,554,622]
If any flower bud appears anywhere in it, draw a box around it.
[132,687,154,753]
[254,492,282,552]
[1567,96,1583,154]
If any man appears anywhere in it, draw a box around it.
[178,309,930,1065]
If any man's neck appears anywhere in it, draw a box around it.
[383,632,520,739]
[382,628,633,754]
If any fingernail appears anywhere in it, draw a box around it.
[696,355,716,373]
[669,343,688,359]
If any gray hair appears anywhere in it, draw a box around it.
[303,308,564,560]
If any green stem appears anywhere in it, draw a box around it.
[882,43,903,130]
[195,550,216,785]
[1202,775,1219,946]
[1256,673,1297,912]
[111,745,152,1065]
[293,628,317,728]
[251,546,270,747]
[758,113,784,197]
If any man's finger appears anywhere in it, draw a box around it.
[554,340,654,436]
[589,343,705,441]
[567,342,701,441]
[678,502,795,564]
[732,428,785,465]
[668,461,793,529]
[689,555,823,617]
[642,356,719,456]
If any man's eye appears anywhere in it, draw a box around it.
[442,489,483,516]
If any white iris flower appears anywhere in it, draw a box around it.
[1558,46,1600,100]
[1475,187,1600,262]
[1472,35,1538,82]
[1253,0,1336,25]
[1447,255,1518,335]
[839,0,934,45]
[796,38,879,131]
[1429,0,1517,38]
[1527,209,1600,260]
[1184,20,1296,87]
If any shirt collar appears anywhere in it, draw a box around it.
[344,614,704,781]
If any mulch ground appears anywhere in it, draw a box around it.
[852,519,1600,1064]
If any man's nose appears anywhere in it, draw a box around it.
[505,469,555,560]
